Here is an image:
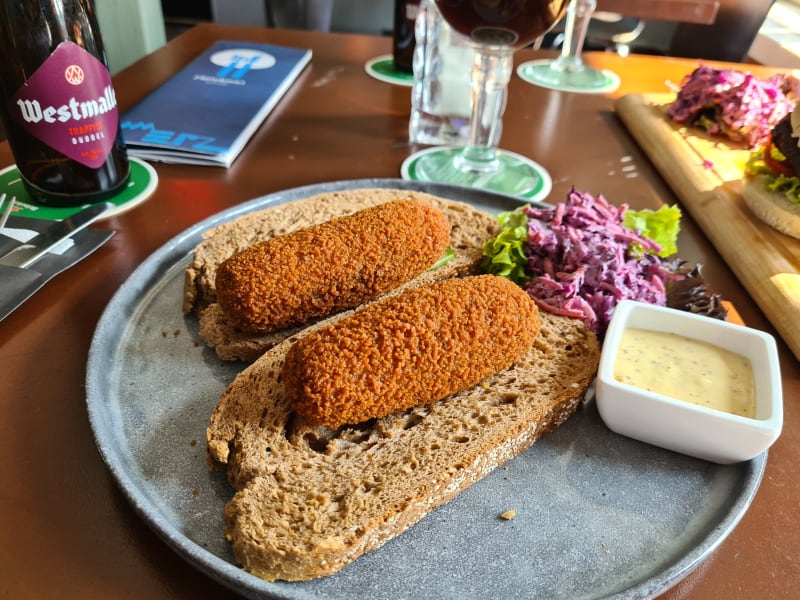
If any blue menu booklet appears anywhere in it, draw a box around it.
[121,40,312,167]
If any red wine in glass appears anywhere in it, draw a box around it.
[402,0,567,199]
[434,0,567,47]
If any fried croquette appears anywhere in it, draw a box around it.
[214,200,451,333]
[281,275,541,428]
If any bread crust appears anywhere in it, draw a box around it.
[208,311,599,581]
[742,175,800,239]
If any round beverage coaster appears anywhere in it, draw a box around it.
[517,60,621,95]
[0,157,158,221]
[401,145,553,203]
[364,54,414,87]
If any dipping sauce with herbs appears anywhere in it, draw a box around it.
[613,328,756,418]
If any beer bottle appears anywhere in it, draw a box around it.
[393,0,421,73]
[0,0,130,207]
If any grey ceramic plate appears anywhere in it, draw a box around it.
[86,178,766,600]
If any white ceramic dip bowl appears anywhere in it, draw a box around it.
[595,300,783,464]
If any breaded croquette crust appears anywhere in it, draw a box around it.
[214,200,451,333]
[281,275,541,428]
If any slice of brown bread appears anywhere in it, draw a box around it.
[184,188,499,362]
[207,311,600,581]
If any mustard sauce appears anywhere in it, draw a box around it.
[613,328,756,418]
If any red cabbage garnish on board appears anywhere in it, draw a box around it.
[666,65,795,148]
[482,189,683,336]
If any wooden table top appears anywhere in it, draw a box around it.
[0,22,797,600]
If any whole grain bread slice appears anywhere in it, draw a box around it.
[207,311,599,581]
[184,188,499,362]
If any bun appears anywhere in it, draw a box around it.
[207,309,599,582]
[742,175,800,239]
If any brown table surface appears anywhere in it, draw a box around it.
[1,23,797,600]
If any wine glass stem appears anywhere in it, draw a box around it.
[555,0,596,72]
[455,44,513,174]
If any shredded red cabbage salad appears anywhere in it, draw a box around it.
[667,65,795,148]
[521,190,680,335]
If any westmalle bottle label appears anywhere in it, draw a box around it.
[8,41,119,169]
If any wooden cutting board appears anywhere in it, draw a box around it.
[615,93,800,363]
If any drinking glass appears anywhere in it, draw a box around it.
[517,0,621,93]
[401,0,569,200]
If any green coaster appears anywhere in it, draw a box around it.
[0,157,157,221]
[516,60,621,95]
[365,54,414,87]
[401,145,552,203]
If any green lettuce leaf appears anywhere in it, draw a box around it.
[623,204,682,257]
[480,206,532,285]
[428,247,458,271]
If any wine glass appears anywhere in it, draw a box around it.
[516,0,621,93]
[401,0,569,200]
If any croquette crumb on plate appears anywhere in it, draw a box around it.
[87,179,765,600]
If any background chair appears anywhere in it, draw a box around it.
[545,0,777,63]
[265,0,333,31]
[667,0,776,62]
